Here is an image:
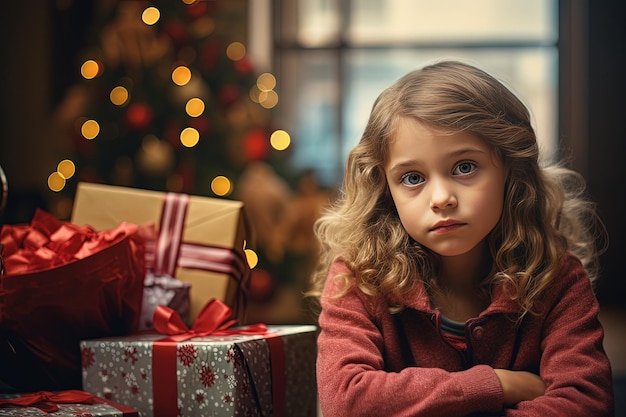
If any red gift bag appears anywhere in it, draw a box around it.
[0,209,146,392]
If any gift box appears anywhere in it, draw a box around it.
[139,272,191,331]
[71,182,250,323]
[80,320,318,417]
[0,390,138,416]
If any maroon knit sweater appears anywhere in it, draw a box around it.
[317,253,614,416]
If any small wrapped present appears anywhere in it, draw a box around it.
[0,390,138,416]
[139,272,191,330]
[0,209,146,391]
[71,182,250,323]
[81,300,318,417]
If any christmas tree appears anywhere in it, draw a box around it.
[54,0,324,323]
[64,0,286,195]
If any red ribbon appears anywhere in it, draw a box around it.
[153,300,267,416]
[146,193,248,281]
[153,299,267,342]
[143,193,250,321]
[153,193,189,277]
[0,390,96,413]
[265,335,286,417]
[152,299,283,417]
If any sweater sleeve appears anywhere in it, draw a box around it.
[316,262,504,417]
[504,255,614,416]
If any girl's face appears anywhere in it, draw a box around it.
[384,118,506,258]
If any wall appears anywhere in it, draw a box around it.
[585,1,626,306]
[0,3,56,223]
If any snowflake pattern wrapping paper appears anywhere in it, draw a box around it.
[0,403,130,417]
[0,391,139,416]
[80,325,317,417]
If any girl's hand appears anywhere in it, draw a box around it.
[494,369,546,406]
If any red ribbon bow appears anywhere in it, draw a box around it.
[0,390,96,413]
[153,298,267,342]
[151,299,269,417]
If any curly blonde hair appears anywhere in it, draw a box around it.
[308,60,606,317]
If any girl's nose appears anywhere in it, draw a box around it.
[429,179,458,211]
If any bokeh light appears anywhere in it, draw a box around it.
[172,66,192,86]
[192,16,215,37]
[81,119,100,139]
[80,60,101,79]
[211,175,231,196]
[249,85,261,103]
[48,172,66,192]
[110,86,129,106]
[142,7,160,25]
[259,90,279,109]
[57,159,75,179]
[270,129,291,151]
[136,135,174,176]
[180,127,200,147]
[185,98,205,117]
[226,41,246,61]
[256,73,276,91]
[245,248,259,269]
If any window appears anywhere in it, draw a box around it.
[273,0,558,187]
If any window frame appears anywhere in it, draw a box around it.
[270,0,575,187]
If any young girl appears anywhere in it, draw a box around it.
[309,61,614,416]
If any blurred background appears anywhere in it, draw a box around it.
[0,0,624,408]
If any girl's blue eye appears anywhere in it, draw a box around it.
[400,172,423,186]
[453,161,476,176]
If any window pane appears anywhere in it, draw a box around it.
[343,50,558,167]
[285,0,342,46]
[278,50,341,186]
[277,0,559,187]
[347,0,557,44]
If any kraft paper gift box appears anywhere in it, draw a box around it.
[71,182,250,323]
[80,324,318,417]
[0,390,139,416]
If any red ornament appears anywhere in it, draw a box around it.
[244,128,269,161]
[248,268,276,302]
[199,41,220,70]
[234,56,254,74]
[162,20,190,51]
[218,85,239,107]
[125,102,153,131]
[186,1,209,19]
